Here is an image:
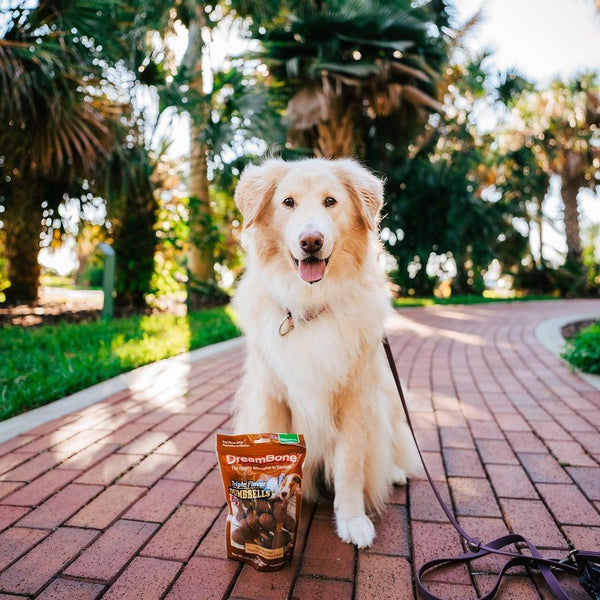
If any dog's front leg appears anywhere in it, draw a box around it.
[232,347,291,434]
[332,426,375,548]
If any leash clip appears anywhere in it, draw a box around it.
[559,548,578,565]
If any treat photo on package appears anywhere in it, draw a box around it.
[216,433,306,572]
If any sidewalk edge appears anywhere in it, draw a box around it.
[535,313,600,392]
[0,336,244,444]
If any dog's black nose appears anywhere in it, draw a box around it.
[299,231,323,254]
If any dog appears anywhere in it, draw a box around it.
[231,157,422,548]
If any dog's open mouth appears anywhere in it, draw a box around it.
[292,255,330,284]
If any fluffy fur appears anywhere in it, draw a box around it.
[232,157,421,548]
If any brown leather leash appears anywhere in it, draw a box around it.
[383,335,600,600]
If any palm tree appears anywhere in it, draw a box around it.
[0,0,121,303]
[96,1,180,308]
[509,73,600,292]
[177,4,215,307]
[259,0,445,159]
[177,5,285,307]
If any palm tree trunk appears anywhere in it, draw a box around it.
[188,137,214,283]
[536,197,544,267]
[560,174,586,293]
[3,183,44,303]
[314,101,361,158]
[561,178,583,265]
[113,191,158,308]
[183,13,218,309]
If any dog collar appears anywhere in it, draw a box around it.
[278,307,330,336]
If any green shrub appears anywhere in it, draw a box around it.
[562,322,600,375]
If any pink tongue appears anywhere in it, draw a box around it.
[299,258,326,283]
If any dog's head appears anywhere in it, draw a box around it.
[235,158,384,284]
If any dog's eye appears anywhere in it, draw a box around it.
[324,196,337,208]
[283,197,295,208]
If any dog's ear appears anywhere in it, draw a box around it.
[333,159,384,231]
[235,159,291,229]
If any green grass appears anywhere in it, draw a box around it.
[0,307,240,421]
[40,275,77,288]
[562,322,600,375]
[40,275,102,291]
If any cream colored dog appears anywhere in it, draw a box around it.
[232,157,421,548]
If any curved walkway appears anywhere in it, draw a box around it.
[0,299,599,599]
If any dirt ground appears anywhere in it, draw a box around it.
[0,288,186,327]
[0,288,102,327]
[561,318,599,340]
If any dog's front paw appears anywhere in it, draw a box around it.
[336,514,375,548]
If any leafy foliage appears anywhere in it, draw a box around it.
[562,322,600,375]
[0,0,122,179]
[258,0,446,157]
[505,72,600,292]
[101,125,160,308]
[379,49,529,296]
[2,0,598,308]
[383,151,516,296]
[0,0,176,302]
[511,261,579,297]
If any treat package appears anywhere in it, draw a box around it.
[216,433,306,571]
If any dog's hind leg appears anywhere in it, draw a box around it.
[392,420,423,483]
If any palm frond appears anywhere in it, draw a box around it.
[0,0,120,180]
[401,84,444,113]
[286,85,330,129]
[335,33,415,53]
[308,60,382,79]
[388,61,432,83]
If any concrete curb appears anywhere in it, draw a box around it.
[0,336,244,444]
[535,312,600,392]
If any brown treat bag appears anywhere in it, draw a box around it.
[216,433,306,571]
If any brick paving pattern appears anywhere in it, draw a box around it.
[0,299,599,599]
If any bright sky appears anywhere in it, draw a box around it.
[453,0,600,83]
[453,0,600,263]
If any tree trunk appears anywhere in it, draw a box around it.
[314,101,361,158]
[3,183,44,304]
[287,97,361,159]
[112,190,158,308]
[561,178,582,265]
[451,251,470,295]
[536,196,543,267]
[188,134,214,283]
[183,14,219,310]
[560,173,586,293]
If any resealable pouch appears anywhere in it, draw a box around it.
[216,433,306,571]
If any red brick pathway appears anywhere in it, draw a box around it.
[0,299,599,599]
